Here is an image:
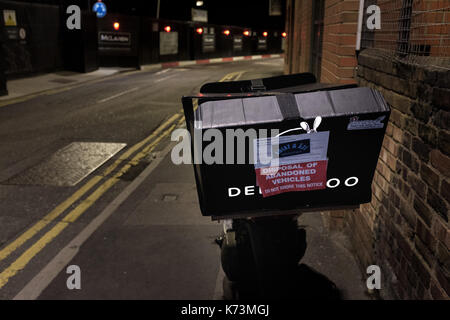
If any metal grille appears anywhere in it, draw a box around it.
[361,0,450,64]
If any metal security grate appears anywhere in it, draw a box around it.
[361,0,450,64]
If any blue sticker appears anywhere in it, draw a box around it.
[274,139,311,158]
[92,1,107,18]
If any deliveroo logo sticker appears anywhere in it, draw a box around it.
[347,115,386,130]
[92,0,107,18]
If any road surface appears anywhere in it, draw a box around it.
[0,58,367,299]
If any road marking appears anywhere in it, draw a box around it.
[155,68,170,75]
[234,71,246,80]
[13,139,178,299]
[0,70,141,109]
[1,69,236,292]
[97,87,140,103]
[0,176,102,262]
[220,71,241,82]
[0,113,181,263]
[0,119,182,289]
[154,74,177,83]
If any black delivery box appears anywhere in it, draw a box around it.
[182,75,390,219]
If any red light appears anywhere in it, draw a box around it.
[243,30,250,36]
[196,27,203,34]
[113,22,120,31]
[223,29,230,36]
[164,26,171,32]
[263,31,268,37]
[282,32,287,38]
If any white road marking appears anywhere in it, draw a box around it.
[255,61,283,66]
[155,68,171,75]
[13,141,175,300]
[97,87,140,103]
[154,74,177,83]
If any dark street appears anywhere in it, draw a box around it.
[0,0,448,305]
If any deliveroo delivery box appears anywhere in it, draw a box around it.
[181,84,390,219]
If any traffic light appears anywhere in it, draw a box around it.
[196,27,203,34]
[262,31,268,37]
[164,26,171,32]
[223,29,230,36]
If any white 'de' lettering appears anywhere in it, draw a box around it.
[227,176,360,198]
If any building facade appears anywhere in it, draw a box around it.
[284,0,449,300]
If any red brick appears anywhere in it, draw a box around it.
[430,281,449,300]
[432,218,449,246]
[430,150,450,178]
[441,179,450,206]
[416,219,436,251]
[427,188,448,221]
[414,196,434,227]
[420,164,440,190]
[392,125,403,143]
[435,265,450,296]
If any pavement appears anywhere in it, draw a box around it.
[0,57,369,300]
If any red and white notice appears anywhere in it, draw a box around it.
[255,160,328,197]
[253,131,330,198]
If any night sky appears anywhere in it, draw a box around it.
[99,0,286,29]
[9,0,286,30]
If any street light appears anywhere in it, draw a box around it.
[113,22,120,31]
[164,26,171,32]
[196,1,204,6]
[223,29,230,36]
[196,27,204,34]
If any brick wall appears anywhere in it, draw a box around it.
[284,0,314,74]
[411,0,450,56]
[372,0,450,56]
[284,0,359,83]
[345,48,450,300]
[321,0,359,84]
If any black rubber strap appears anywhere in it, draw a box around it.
[250,79,266,91]
[276,93,300,120]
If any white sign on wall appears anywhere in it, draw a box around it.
[192,8,208,22]
[160,32,178,55]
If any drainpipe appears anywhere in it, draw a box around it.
[356,0,365,54]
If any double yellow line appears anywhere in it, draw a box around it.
[0,114,183,288]
[0,70,243,290]
[220,71,245,82]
